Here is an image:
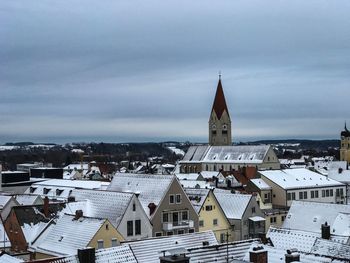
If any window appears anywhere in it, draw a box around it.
[205,205,213,211]
[135,220,141,235]
[220,233,226,243]
[213,219,218,226]
[281,216,285,222]
[163,213,169,223]
[270,217,277,223]
[155,232,162,237]
[326,190,330,197]
[127,221,133,236]
[169,195,175,204]
[133,203,136,211]
[105,224,109,230]
[176,194,181,204]
[311,191,314,199]
[97,240,104,249]
[330,189,333,197]
[177,230,184,235]
[304,191,307,199]
[299,192,303,200]
[189,228,195,233]
[292,193,296,200]
[315,190,319,198]
[252,207,256,213]
[199,220,204,227]
[287,193,291,200]
[111,238,118,247]
[322,190,326,197]
[167,231,173,236]
[182,211,188,221]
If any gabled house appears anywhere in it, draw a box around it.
[64,189,152,241]
[107,173,199,236]
[29,213,124,260]
[184,188,232,243]
[4,202,65,253]
[214,191,265,240]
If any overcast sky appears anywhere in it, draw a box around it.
[1,0,350,143]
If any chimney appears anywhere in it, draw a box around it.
[339,167,343,174]
[249,246,268,263]
[68,196,76,202]
[43,196,49,217]
[321,222,331,239]
[78,247,95,263]
[148,203,157,216]
[285,249,300,263]
[75,210,83,220]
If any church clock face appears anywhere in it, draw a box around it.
[212,124,216,130]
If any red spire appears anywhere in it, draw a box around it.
[211,77,229,119]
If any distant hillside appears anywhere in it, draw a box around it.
[246,139,340,151]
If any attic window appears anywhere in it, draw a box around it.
[56,189,64,196]
[43,188,51,195]
[58,236,64,242]
[30,187,37,193]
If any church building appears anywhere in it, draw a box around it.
[179,77,280,174]
[340,123,350,164]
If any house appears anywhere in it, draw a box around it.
[107,173,199,236]
[184,188,232,243]
[29,213,124,260]
[64,189,152,240]
[214,191,265,240]
[258,168,347,207]
[246,178,272,210]
[4,202,65,253]
[282,201,350,239]
[180,145,280,173]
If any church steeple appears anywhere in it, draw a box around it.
[209,76,232,146]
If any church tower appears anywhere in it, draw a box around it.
[340,122,350,164]
[209,76,232,146]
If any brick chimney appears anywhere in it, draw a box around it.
[43,196,49,217]
[75,210,83,220]
[249,246,268,263]
[285,249,300,263]
[321,222,330,239]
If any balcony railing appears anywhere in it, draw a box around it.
[162,220,194,231]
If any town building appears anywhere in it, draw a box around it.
[64,189,153,241]
[258,168,347,207]
[184,188,232,243]
[29,213,124,260]
[213,191,265,240]
[107,173,199,237]
[340,123,350,164]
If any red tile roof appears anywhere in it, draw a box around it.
[211,78,229,119]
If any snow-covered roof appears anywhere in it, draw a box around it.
[63,163,89,171]
[187,239,259,262]
[0,195,12,209]
[310,238,350,260]
[283,201,350,236]
[214,192,252,220]
[25,185,75,200]
[243,242,347,263]
[175,173,204,181]
[107,173,174,218]
[32,179,109,190]
[267,227,348,253]
[179,179,213,189]
[199,171,221,179]
[0,254,23,263]
[184,188,210,214]
[328,169,350,183]
[250,178,272,190]
[0,223,11,247]
[65,189,134,228]
[42,245,137,263]
[124,231,218,263]
[259,168,344,189]
[32,214,106,257]
[182,145,273,164]
[15,194,42,206]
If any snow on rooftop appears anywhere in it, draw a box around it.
[283,201,350,236]
[259,168,344,189]
[179,179,212,189]
[33,214,106,257]
[124,231,218,263]
[184,188,210,214]
[107,173,174,218]
[15,195,41,206]
[250,178,272,190]
[0,195,12,208]
[214,192,252,220]
[66,189,134,228]
[0,254,23,263]
[310,238,350,260]
[33,179,108,189]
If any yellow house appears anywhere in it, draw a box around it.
[30,213,124,260]
[185,188,233,243]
